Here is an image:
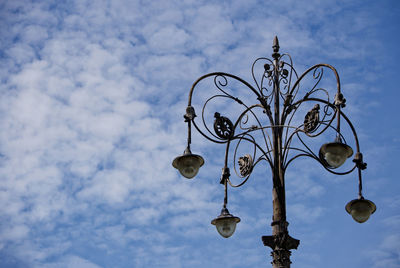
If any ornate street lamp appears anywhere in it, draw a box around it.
[172,36,376,267]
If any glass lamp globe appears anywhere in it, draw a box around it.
[172,148,204,179]
[319,141,353,168]
[211,208,241,238]
[346,198,376,223]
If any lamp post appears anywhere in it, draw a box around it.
[172,36,376,267]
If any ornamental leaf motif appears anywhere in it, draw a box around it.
[303,104,320,133]
[238,154,253,177]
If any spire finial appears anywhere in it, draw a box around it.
[272,36,280,53]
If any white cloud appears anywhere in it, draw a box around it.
[148,25,189,53]
[288,203,324,223]
[46,255,102,268]
[77,170,134,204]
[369,233,400,268]
[0,224,30,241]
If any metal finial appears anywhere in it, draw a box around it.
[272,36,280,53]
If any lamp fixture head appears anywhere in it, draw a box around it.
[211,207,241,238]
[345,198,376,223]
[319,140,353,168]
[172,147,204,179]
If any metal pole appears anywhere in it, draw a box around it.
[262,36,299,267]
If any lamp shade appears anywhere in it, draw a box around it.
[172,149,204,179]
[319,141,353,168]
[345,198,376,223]
[211,208,240,238]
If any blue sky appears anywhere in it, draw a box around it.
[0,0,399,267]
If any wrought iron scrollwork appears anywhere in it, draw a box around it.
[186,42,362,184]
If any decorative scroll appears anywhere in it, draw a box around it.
[213,112,234,139]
